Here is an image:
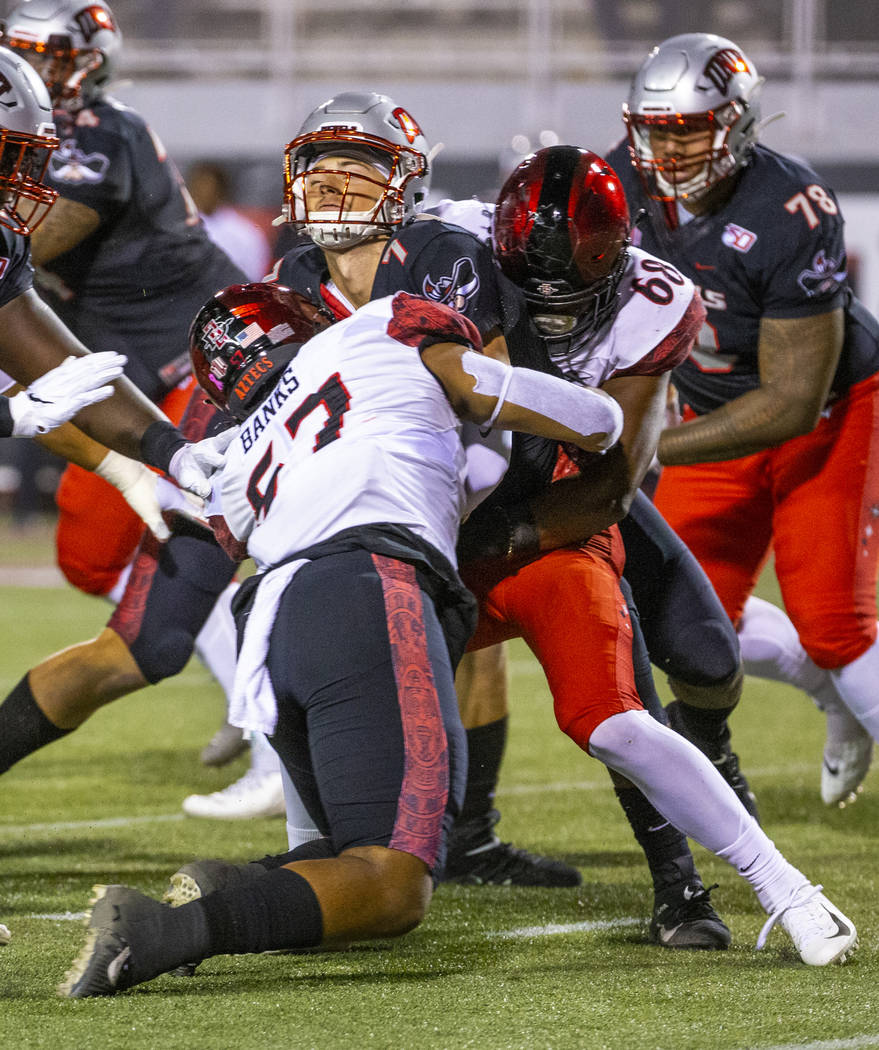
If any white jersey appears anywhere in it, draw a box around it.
[212,293,471,570]
[430,198,697,389]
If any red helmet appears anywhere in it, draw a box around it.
[493,146,630,337]
[189,283,330,421]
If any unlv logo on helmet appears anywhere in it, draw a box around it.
[392,107,422,145]
[75,5,116,43]
[700,48,750,94]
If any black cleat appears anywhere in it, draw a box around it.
[442,811,581,887]
[59,885,175,998]
[665,701,760,822]
[650,880,731,950]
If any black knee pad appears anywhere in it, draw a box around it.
[111,524,237,684]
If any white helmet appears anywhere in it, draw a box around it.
[0,45,58,234]
[623,33,763,203]
[2,0,121,109]
[282,91,431,249]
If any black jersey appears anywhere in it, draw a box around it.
[606,140,879,415]
[275,218,520,337]
[0,223,34,310]
[34,97,247,402]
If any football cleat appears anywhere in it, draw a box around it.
[59,885,174,998]
[200,721,249,767]
[442,810,581,887]
[649,880,731,950]
[821,700,873,806]
[0,922,10,945]
[757,883,858,966]
[665,701,760,822]
[182,769,285,820]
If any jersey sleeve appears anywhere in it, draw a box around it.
[388,226,515,336]
[386,291,482,352]
[613,292,706,378]
[0,229,34,309]
[750,167,848,320]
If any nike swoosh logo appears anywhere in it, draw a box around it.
[823,760,840,776]
[823,906,852,939]
[738,855,760,874]
[682,886,696,901]
[657,924,682,944]
[647,821,670,833]
[107,945,131,985]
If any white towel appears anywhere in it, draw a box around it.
[228,559,308,735]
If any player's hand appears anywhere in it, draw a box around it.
[8,352,127,437]
[95,450,206,541]
[168,426,238,499]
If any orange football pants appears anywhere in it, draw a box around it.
[54,377,197,596]
[461,526,643,750]
[654,372,879,669]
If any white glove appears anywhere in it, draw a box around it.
[8,352,127,437]
[95,450,207,542]
[168,426,238,500]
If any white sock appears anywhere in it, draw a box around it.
[830,633,879,740]
[588,710,806,912]
[194,582,240,698]
[105,561,133,606]
[249,730,280,776]
[280,764,321,848]
[737,596,837,708]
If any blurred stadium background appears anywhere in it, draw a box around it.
[3,0,879,519]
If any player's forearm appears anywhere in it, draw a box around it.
[658,386,819,465]
[71,377,172,464]
[35,422,109,470]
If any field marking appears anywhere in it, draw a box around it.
[492,918,642,938]
[0,813,186,833]
[752,1039,879,1050]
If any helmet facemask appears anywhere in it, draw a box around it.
[282,129,428,249]
[624,101,750,204]
[0,128,58,235]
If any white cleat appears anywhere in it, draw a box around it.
[0,923,10,945]
[821,700,873,805]
[182,769,286,820]
[757,883,857,966]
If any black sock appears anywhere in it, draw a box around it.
[614,784,698,894]
[672,701,732,750]
[253,837,336,868]
[456,716,508,833]
[0,675,71,774]
[197,866,324,956]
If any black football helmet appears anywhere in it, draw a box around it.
[189,283,331,422]
[493,146,630,337]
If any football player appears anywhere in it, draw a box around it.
[605,32,879,803]
[58,279,626,997]
[261,89,583,885]
[0,0,266,812]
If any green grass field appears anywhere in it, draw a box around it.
[2,525,878,1049]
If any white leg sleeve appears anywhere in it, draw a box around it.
[194,581,240,701]
[280,763,321,849]
[830,633,879,740]
[588,710,805,911]
[737,596,837,708]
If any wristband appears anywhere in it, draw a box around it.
[140,420,186,472]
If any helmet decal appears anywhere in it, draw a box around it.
[75,5,116,42]
[701,48,752,93]
[392,107,422,144]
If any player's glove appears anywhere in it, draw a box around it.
[94,450,206,542]
[167,426,238,500]
[8,352,127,437]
